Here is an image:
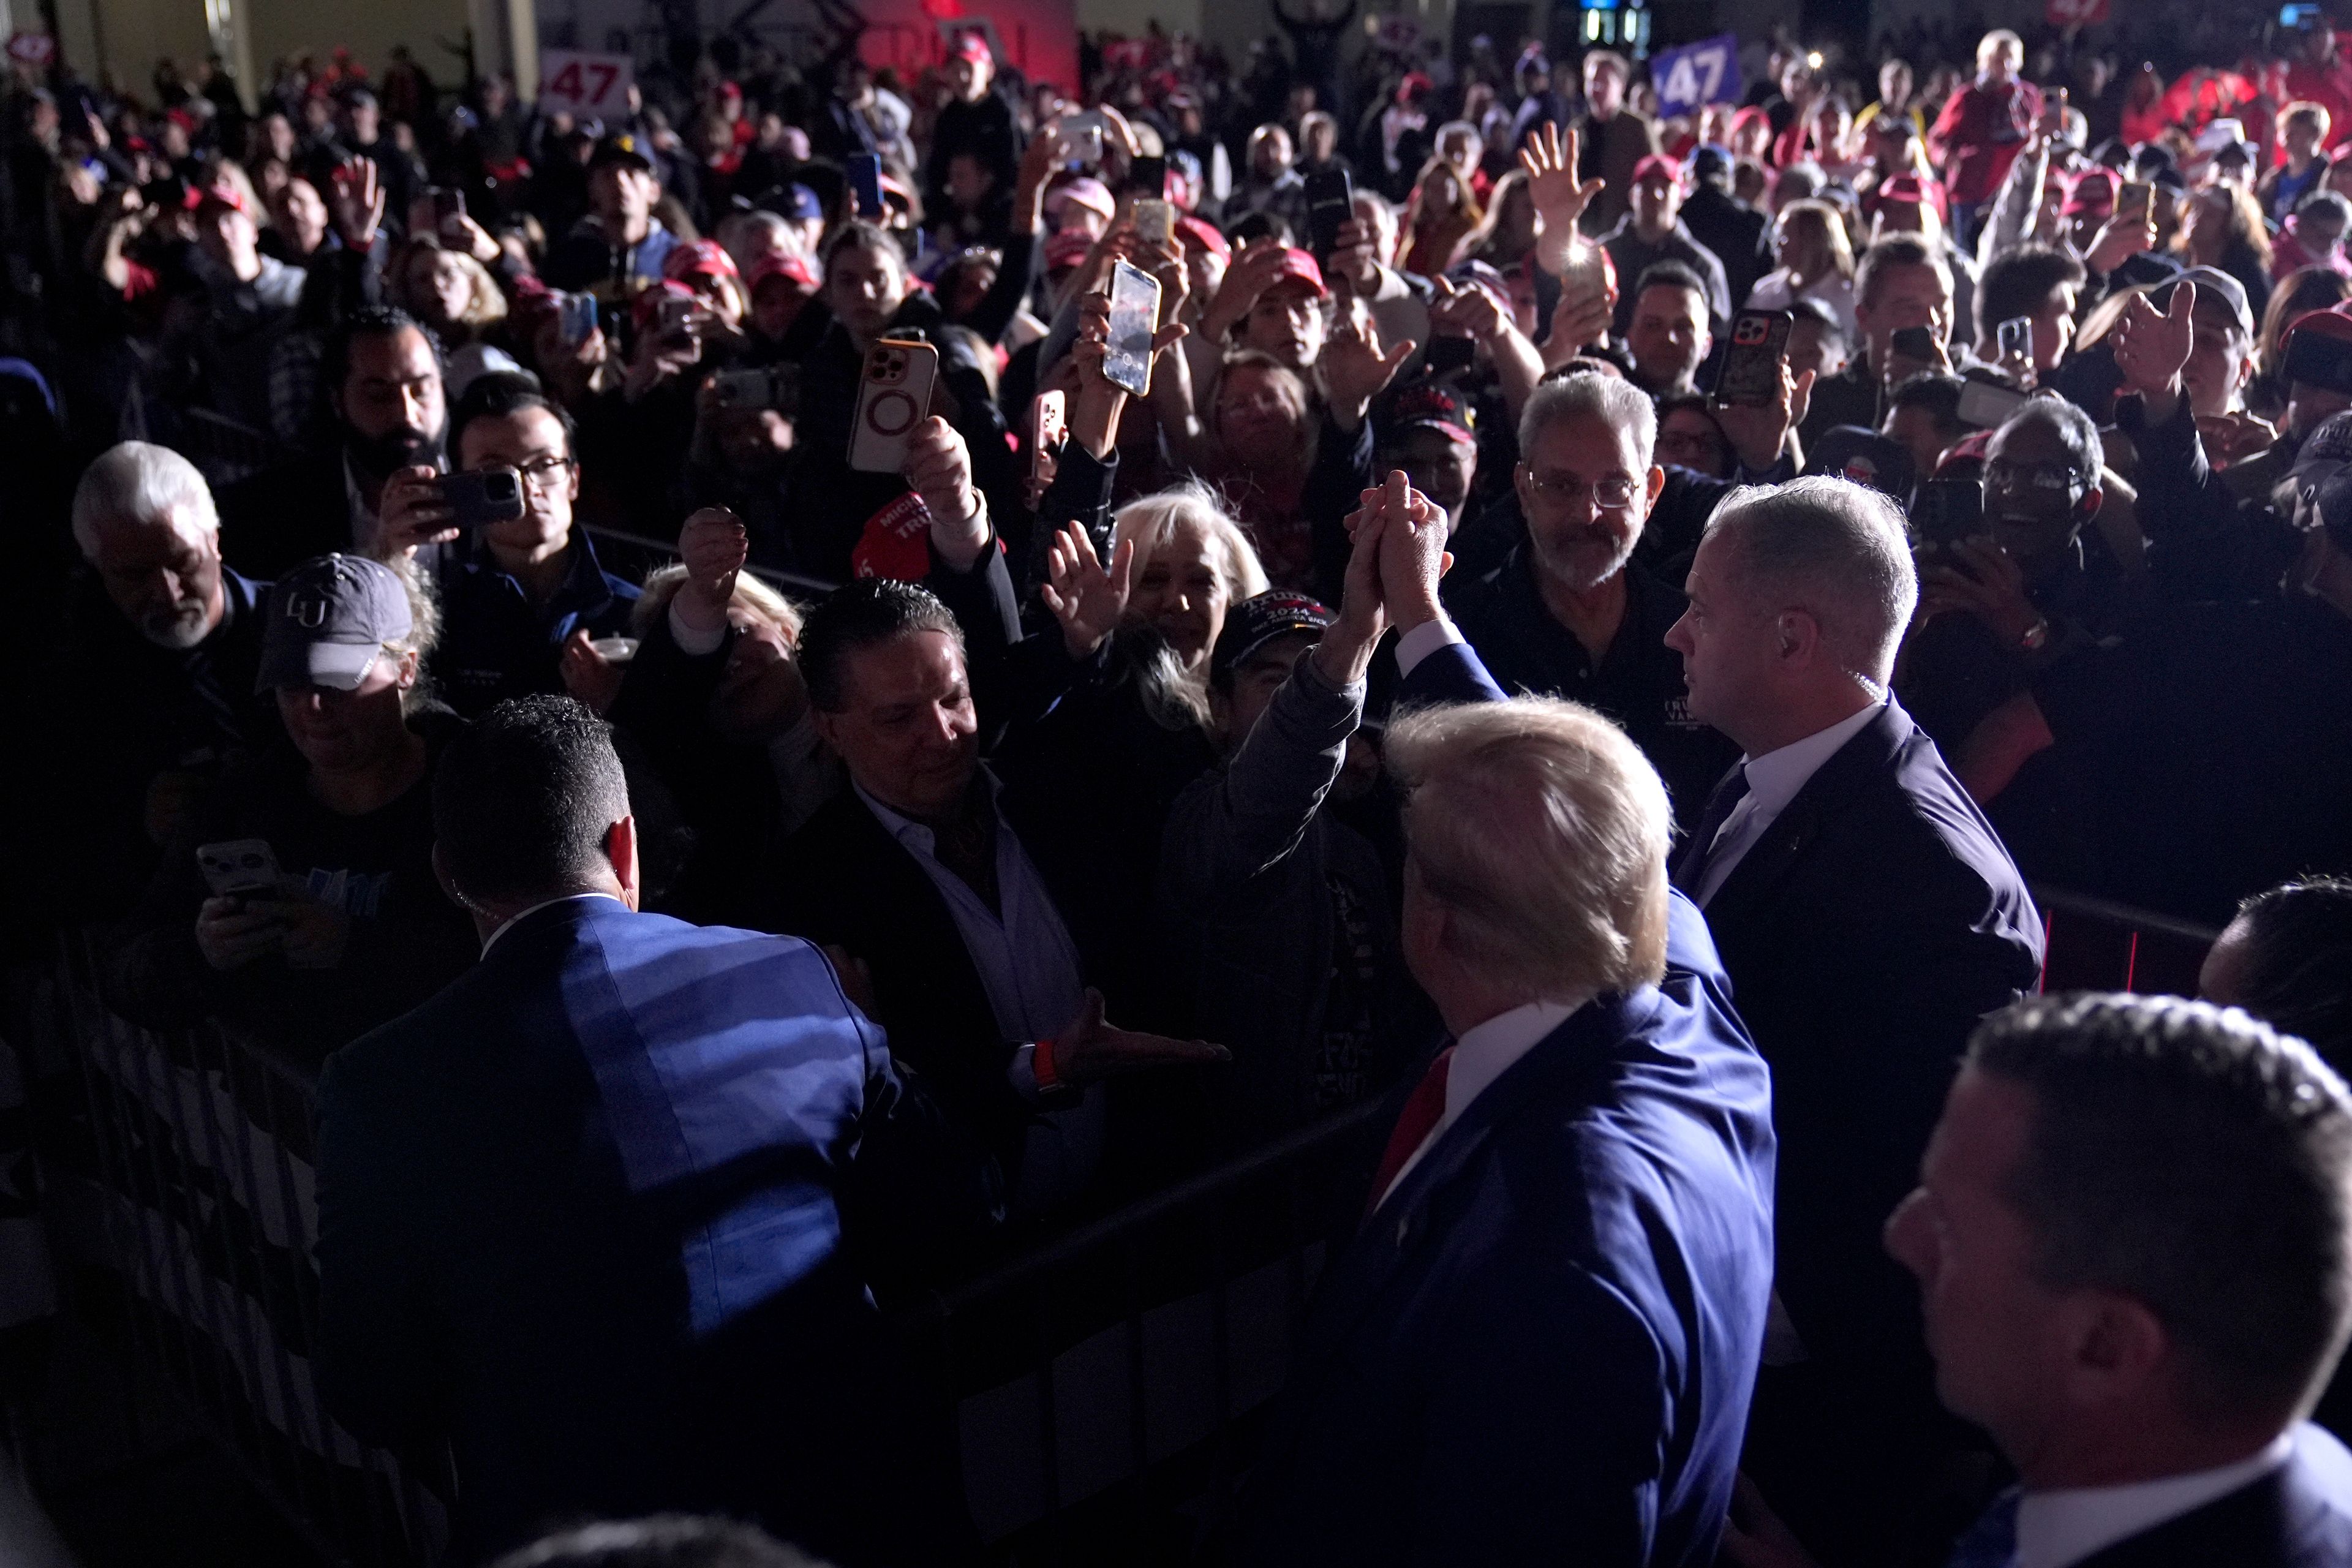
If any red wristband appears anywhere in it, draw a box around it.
[1033,1036,1062,1092]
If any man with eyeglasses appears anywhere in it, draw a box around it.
[1441,372,1741,833]
[1898,397,2135,774]
[380,374,639,717]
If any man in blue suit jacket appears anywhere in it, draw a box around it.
[314,697,995,1565]
[1235,484,1777,1566]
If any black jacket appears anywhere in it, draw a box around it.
[218,447,358,579]
[1680,183,1773,311]
[1671,701,2041,1392]
[1444,549,1738,834]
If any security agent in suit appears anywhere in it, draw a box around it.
[1662,475,2045,1564]
[1727,994,2352,1568]
[1235,477,1777,1567]
[314,696,995,1565]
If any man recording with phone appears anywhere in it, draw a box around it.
[376,375,640,718]
[221,306,450,578]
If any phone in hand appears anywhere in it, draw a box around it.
[557,290,600,348]
[2116,180,2154,228]
[1102,260,1162,396]
[1714,309,1793,408]
[1029,390,1068,505]
[1559,239,1615,302]
[714,365,802,413]
[1957,377,2029,429]
[437,468,528,534]
[1890,325,1939,364]
[846,153,884,220]
[1911,476,1985,549]
[428,185,466,223]
[1128,154,1168,199]
[1306,168,1354,258]
[1057,111,1110,167]
[1996,315,2033,362]
[848,338,941,472]
[1134,198,1176,247]
[197,840,282,899]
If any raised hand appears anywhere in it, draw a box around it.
[678,506,748,612]
[2111,280,2195,421]
[1520,123,1608,273]
[1039,522,1136,659]
[559,629,625,714]
[1325,215,1384,295]
[902,416,989,568]
[2083,206,2157,278]
[1430,274,1507,346]
[329,157,384,251]
[376,466,458,559]
[1317,495,1390,687]
[1051,987,1229,1087]
[1324,301,1417,429]
[1714,362,1817,472]
[1200,240,1288,340]
[1371,468,1453,630]
[1545,267,1617,360]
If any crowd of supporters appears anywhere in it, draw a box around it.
[7,3,2352,1564]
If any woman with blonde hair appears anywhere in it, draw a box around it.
[1746,198,1859,344]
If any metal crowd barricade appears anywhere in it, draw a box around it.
[39,886,2217,1566]
[50,932,450,1568]
[582,527,841,603]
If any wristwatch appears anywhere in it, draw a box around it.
[2018,616,2051,654]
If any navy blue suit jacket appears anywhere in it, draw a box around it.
[2064,1423,2352,1567]
[1237,636,1777,1566]
[314,898,992,1564]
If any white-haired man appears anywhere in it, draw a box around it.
[48,442,278,914]
[1235,480,1776,1566]
[1665,475,2044,1563]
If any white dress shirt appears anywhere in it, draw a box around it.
[2016,1433,2293,1568]
[1373,998,1587,1212]
[1691,699,1885,908]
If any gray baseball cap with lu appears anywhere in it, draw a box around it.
[255,553,413,693]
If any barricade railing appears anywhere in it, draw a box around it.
[582,526,842,603]
[38,885,2215,1564]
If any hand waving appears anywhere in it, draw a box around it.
[1324,301,1417,428]
[2112,280,2195,415]
[1520,123,1608,272]
[1039,522,1136,660]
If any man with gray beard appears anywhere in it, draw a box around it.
[1439,371,1743,834]
[37,442,279,919]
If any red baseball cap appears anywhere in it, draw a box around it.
[1175,214,1231,261]
[1271,247,1329,298]
[1630,153,1681,186]
[952,30,992,64]
[664,238,740,284]
[2290,306,2352,347]
[747,250,820,294]
[2062,168,2117,217]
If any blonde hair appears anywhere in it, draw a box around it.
[1386,698,1673,1000]
[396,235,508,331]
[1777,198,1855,282]
[631,565,806,644]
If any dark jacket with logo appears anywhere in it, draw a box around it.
[426,531,639,717]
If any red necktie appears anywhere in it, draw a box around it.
[1365,1046,1456,1219]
